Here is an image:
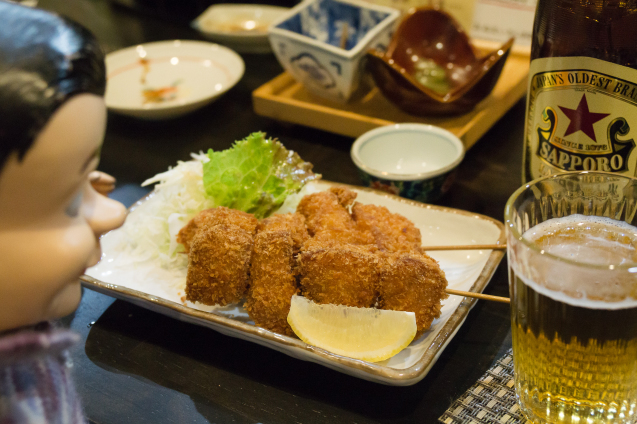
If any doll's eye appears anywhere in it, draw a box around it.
[65,191,83,217]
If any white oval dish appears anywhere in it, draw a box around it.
[105,40,244,120]
[192,4,289,54]
[84,180,505,386]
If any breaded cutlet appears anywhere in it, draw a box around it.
[352,202,423,253]
[245,230,298,336]
[177,206,258,253]
[185,223,253,306]
[296,189,352,235]
[329,186,357,208]
[296,188,374,245]
[298,241,380,308]
[378,251,448,337]
[257,213,309,255]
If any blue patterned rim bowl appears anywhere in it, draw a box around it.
[268,0,400,103]
[350,124,465,203]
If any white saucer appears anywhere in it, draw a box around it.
[105,40,244,119]
[192,4,289,54]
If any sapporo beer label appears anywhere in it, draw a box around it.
[523,57,637,182]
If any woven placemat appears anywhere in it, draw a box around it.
[438,349,531,424]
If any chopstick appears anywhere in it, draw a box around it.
[445,288,510,304]
[423,244,507,251]
[340,22,348,49]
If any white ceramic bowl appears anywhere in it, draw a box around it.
[191,4,289,54]
[351,124,465,202]
[105,40,244,120]
[268,0,400,103]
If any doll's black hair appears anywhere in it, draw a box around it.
[0,1,106,171]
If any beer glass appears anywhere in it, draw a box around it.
[505,172,637,424]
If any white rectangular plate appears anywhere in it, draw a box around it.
[82,180,505,386]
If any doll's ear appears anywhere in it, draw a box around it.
[89,171,116,195]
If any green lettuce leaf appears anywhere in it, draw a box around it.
[202,132,320,218]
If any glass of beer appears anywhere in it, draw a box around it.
[505,172,637,424]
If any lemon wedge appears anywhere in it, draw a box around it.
[287,295,417,362]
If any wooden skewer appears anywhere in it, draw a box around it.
[180,234,509,301]
[181,244,507,252]
[445,288,510,304]
[423,244,507,251]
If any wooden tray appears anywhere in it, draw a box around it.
[253,49,529,149]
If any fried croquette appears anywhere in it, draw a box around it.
[298,241,379,308]
[296,188,352,235]
[329,186,357,208]
[352,203,423,253]
[378,252,448,337]
[296,187,374,245]
[257,213,309,255]
[178,187,450,340]
[245,230,298,335]
[185,224,253,306]
[308,228,376,246]
[177,206,258,253]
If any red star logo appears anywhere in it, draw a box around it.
[558,94,609,142]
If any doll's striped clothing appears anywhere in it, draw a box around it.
[0,323,85,424]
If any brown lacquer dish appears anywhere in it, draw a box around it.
[366,8,514,116]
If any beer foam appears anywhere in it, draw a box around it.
[524,214,637,265]
[515,214,637,310]
[512,267,637,309]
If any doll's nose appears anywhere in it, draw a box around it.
[82,181,127,238]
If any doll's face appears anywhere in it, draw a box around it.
[0,94,126,332]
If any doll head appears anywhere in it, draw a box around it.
[0,2,127,332]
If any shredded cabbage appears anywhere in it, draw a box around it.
[118,152,215,268]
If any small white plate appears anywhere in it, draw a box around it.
[105,40,244,119]
[83,180,505,385]
[192,4,289,53]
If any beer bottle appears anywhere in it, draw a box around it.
[522,0,637,182]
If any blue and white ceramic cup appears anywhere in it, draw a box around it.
[351,124,465,203]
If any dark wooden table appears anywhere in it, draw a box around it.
[38,0,525,422]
